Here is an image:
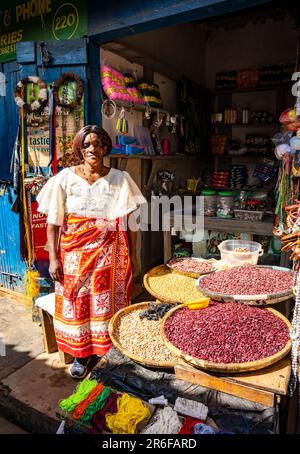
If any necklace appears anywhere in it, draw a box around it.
[81,165,105,182]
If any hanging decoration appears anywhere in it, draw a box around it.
[14,76,48,114]
[101,99,117,120]
[274,37,300,400]
[115,107,129,135]
[53,73,84,109]
[144,106,152,120]
[53,73,84,167]
[18,88,40,300]
[289,272,300,397]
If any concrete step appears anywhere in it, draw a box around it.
[0,352,77,434]
[0,416,29,434]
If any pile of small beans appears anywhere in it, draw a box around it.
[147,271,203,303]
[168,258,214,274]
[165,302,290,363]
[199,266,294,296]
[116,308,180,364]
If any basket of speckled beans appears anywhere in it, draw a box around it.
[108,301,183,369]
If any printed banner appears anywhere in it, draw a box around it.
[30,200,48,261]
[0,0,87,63]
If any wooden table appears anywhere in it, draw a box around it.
[163,212,289,265]
[174,356,291,407]
[174,356,298,433]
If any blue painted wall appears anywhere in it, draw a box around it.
[0,39,91,290]
[0,61,20,181]
[0,187,26,291]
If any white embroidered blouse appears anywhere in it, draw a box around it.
[36,167,147,226]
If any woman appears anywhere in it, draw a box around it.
[37,125,146,378]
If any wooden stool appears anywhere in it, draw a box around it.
[35,294,73,365]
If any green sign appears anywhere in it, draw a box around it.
[0,0,87,63]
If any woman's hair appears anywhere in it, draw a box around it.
[73,125,112,159]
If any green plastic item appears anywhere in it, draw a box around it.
[218,191,233,196]
[201,189,217,196]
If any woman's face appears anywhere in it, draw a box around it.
[81,132,107,165]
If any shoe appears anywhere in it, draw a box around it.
[70,357,91,379]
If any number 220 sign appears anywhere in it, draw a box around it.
[52,3,79,40]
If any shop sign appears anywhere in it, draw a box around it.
[27,125,51,167]
[0,0,87,63]
[30,200,48,261]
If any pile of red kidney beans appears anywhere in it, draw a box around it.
[165,302,290,363]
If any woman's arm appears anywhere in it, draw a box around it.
[47,224,63,282]
[126,214,138,277]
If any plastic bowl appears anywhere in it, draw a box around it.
[218,240,263,266]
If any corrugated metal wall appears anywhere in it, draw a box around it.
[0,60,26,290]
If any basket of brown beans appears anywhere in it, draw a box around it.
[196,265,295,303]
[166,257,217,278]
[108,302,183,368]
[160,301,291,373]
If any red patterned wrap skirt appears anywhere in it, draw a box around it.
[54,214,132,358]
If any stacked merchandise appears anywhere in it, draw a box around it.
[229,165,247,189]
[58,378,228,435]
[215,71,237,91]
[236,68,259,90]
[111,135,144,155]
[216,64,295,92]
[246,134,272,154]
[101,65,145,105]
[59,380,152,434]
[211,134,227,155]
[257,65,294,87]
[101,66,133,103]
[124,74,145,105]
[138,81,163,108]
[212,171,230,189]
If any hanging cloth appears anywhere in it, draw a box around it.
[20,97,40,299]
[10,124,21,213]
[48,84,57,174]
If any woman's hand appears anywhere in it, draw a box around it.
[49,256,64,283]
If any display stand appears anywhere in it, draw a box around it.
[174,357,291,407]
[163,211,288,265]
[89,347,282,433]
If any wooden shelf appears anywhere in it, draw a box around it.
[214,83,292,95]
[107,154,197,160]
[169,213,274,236]
[213,122,278,127]
[214,153,274,159]
[114,100,169,115]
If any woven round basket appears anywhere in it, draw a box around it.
[108,302,183,369]
[166,257,217,279]
[196,265,295,303]
[143,264,204,304]
[160,304,292,373]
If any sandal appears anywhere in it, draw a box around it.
[70,357,91,379]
